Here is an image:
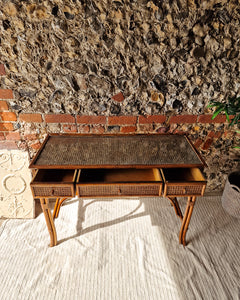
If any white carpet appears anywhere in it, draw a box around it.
[0,196,239,300]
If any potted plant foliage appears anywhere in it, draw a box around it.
[208,95,240,218]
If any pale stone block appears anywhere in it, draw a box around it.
[0,149,34,218]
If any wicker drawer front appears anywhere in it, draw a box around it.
[77,183,161,197]
[31,185,74,197]
[164,184,205,196]
[30,169,76,198]
[161,168,206,197]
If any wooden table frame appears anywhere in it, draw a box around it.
[30,134,207,247]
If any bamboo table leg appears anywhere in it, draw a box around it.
[54,197,67,219]
[40,198,57,247]
[53,198,60,219]
[179,196,196,246]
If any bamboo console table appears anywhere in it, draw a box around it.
[29,134,206,247]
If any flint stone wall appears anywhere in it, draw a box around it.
[0,0,240,116]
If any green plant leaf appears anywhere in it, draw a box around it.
[224,109,230,123]
[207,101,223,108]
[209,95,240,127]
[212,106,224,119]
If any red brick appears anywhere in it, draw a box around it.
[169,115,197,124]
[120,126,137,133]
[202,138,213,150]
[0,112,17,121]
[0,101,9,111]
[0,141,18,150]
[194,138,203,149]
[5,132,21,141]
[0,89,13,99]
[108,116,137,125]
[0,64,6,76]
[76,116,106,124]
[215,131,222,138]
[78,125,90,133]
[112,92,124,102]
[45,114,75,123]
[139,115,166,124]
[0,133,5,140]
[91,125,105,134]
[208,131,222,139]
[198,114,226,123]
[0,123,14,131]
[30,142,42,150]
[19,113,43,123]
[62,124,77,133]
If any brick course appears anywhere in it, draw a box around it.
[5,132,21,140]
[108,116,137,125]
[139,115,166,124]
[77,115,106,124]
[45,114,75,123]
[0,123,14,131]
[19,113,43,123]
[0,112,17,121]
[120,126,137,133]
[202,138,213,150]
[0,89,13,99]
[198,114,226,123]
[0,101,9,111]
[169,115,197,124]
[194,138,203,149]
[0,141,18,150]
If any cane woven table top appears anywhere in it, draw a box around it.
[30,134,204,169]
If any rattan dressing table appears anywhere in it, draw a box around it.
[29,134,206,247]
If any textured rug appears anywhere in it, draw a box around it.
[0,196,239,300]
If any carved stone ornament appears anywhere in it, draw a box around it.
[0,150,34,218]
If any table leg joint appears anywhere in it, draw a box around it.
[179,196,196,246]
[40,198,57,247]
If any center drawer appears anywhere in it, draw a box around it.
[30,169,77,197]
[76,168,163,197]
[160,168,206,197]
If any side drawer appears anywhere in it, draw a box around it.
[161,168,206,197]
[76,168,163,197]
[30,169,77,197]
